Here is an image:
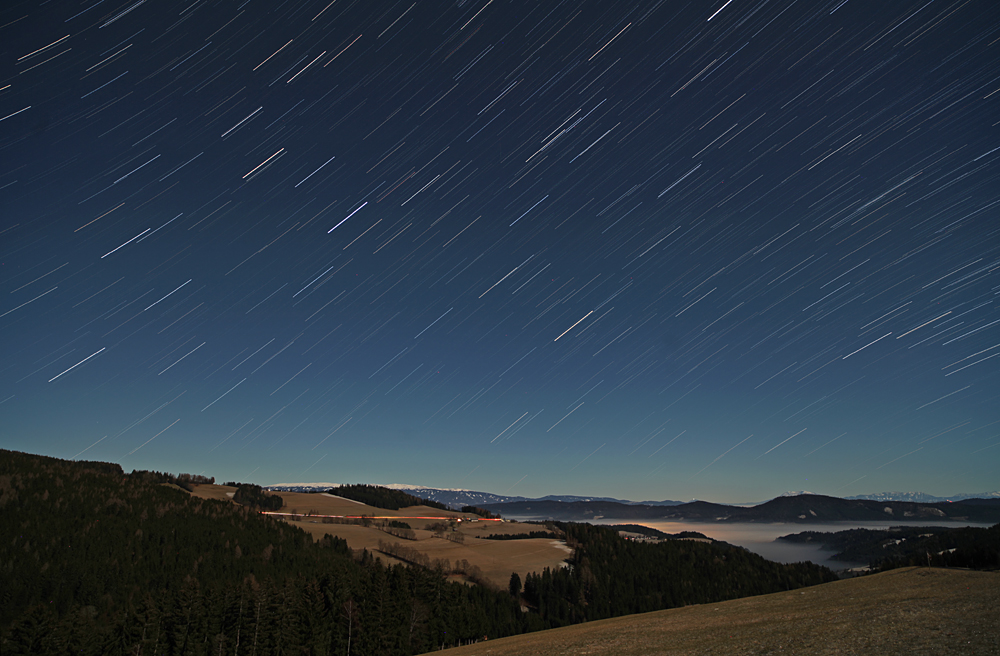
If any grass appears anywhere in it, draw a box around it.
[439,567,999,655]
[189,486,997,652]
[189,484,573,588]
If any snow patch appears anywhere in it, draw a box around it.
[321,493,365,504]
[268,482,339,490]
[383,483,473,492]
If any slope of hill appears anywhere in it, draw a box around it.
[326,484,450,510]
[484,494,1000,523]
[0,450,529,654]
[519,522,835,627]
[779,523,1000,570]
[0,449,841,655]
[212,487,576,589]
[440,567,1000,656]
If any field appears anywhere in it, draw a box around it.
[189,484,572,588]
[439,567,999,655]
[186,483,237,501]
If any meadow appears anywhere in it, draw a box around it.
[439,567,1000,655]
[190,484,573,588]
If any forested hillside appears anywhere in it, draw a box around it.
[521,523,837,628]
[0,450,525,655]
[1,450,837,655]
[232,483,284,511]
[780,524,1000,570]
[325,484,449,511]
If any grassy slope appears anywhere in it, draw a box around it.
[441,567,1000,655]
[189,484,573,588]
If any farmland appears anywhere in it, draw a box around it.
[190,484,572,588]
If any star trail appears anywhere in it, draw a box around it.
[2,0,998,502]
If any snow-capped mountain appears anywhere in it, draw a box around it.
[263,482,524,507]
[263,482,999,508]
[264,483,682,508]
[389,487,529,508]
[266,482,340,492]
[846,491,1000,503]
[389,487,685,508]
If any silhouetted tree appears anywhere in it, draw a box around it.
[508,573,522,598]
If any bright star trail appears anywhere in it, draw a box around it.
[1,0,997,502]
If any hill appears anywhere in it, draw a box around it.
[779,523,1000,570]
[0,449,529,654]
[185,483,575,589]
[483,493,1000,523]
[325,484,450,510]
[440,567,1000,656]
[1,449,845,654]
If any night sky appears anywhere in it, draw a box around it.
[2,0,998,503]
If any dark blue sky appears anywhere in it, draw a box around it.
[2,0,998,502]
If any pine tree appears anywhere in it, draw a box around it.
[508,572,521,599]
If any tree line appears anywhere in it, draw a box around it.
[481,530,560,541]
[376,540,489,586]
[780,524,1000,571]
[0,450,524,654]
[519,522,838,629]
[325,484,449,511]
[232,483,284,511]
[1,449,840,654]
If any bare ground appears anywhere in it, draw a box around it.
[441,567,1000,656]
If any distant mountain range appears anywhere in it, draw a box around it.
[265,482,683,508]
[266,483,1000,523]
[266,482,999,510]
[844,491,1000,503]
[779,490,1000,503]
[479,495,1000,524]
